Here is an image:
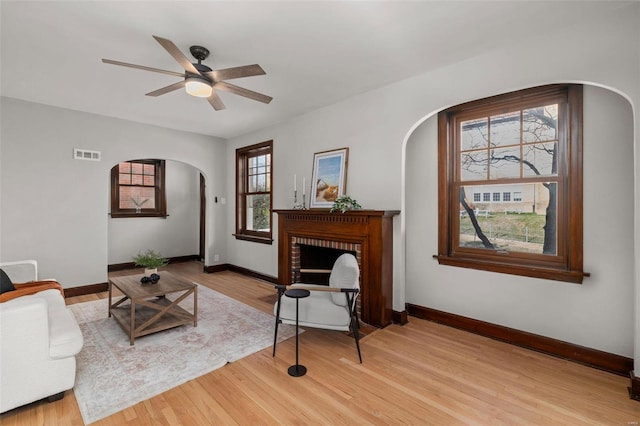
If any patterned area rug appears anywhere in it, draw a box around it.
[70,283,296,425]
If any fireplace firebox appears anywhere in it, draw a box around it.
[297,244,357,285]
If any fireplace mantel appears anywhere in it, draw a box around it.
[274,209,399,327]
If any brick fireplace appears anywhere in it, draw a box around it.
[274,209,399,328]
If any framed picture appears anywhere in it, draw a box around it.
[310,147,349,208]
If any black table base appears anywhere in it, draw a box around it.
[284,288,310,377]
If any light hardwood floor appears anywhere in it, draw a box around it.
[2,261,639,425]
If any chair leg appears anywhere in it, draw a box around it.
[350,315,363,363]
[273,291,283,357]
[273,318,280,357]
[347,292,363,363]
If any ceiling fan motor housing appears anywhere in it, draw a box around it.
[187,63,213,86]
[189,45,210,62]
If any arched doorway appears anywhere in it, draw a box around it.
[107,159,206,268]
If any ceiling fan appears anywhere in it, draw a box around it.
[102,35,272,111]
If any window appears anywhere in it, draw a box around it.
[473,193,481,202]
[110,159,166,218]
[436,84,585,283]
[235,140,273,244]
[483,193,490,202]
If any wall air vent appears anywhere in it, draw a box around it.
[73,148,101,161]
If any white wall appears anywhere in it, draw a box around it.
[108,160,200,264]
[0,98,227,287]
[406,86,634,357]
[226,3,639,358]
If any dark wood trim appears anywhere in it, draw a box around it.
[232,233,274,245]
[393,310,408,325]
[629,371,640,401]
[64,282,108,298]
[203,263,277,284]
[203,264,230,273]
[235,140,273,243]
[407,303,633,376]
[108,254,199,272]
[199,173,206,260]
[227,264,278,284]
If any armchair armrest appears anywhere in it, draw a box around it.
[285,284,359,293]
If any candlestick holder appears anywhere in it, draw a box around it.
[293,190,306,210]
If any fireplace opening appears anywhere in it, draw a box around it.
[297,244,356,285]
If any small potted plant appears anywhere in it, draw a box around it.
[133,249,168,277]
[330,195,362,213]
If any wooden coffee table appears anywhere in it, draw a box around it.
[108,271,197,345]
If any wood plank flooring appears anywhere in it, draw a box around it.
[2,261,639,425]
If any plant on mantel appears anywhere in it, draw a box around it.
[330,195,362,213]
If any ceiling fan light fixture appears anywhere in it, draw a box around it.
[185,77,212,98]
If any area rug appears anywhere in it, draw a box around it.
[69,283,297,425]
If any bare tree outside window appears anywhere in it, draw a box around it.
[458,105,558,255]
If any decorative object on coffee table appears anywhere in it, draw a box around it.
[133,249,168,277]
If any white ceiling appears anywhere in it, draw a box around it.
[0,1,626,139]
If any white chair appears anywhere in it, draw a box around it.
[0,260,84,413]
[273,253,362,363]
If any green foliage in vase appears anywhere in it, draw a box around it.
[330,195,362,213]
[133,249,168,269]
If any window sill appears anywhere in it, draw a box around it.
[110,212,168,218]
[233,233,273,245]
[434,255,589,284]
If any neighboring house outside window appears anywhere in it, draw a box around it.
[437,84,585,283]
[110,159,166,218]
[235,140,273,244]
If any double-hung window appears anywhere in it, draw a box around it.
[110,159,166,218]
[436,84,585,283]
[235,140,273,244]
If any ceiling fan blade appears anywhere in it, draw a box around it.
[206,64,266,82]
[214,81,273,104]
[207,91,226,111]
[102,59,185,78]
[145,80,185,97]
[152,35,200,75]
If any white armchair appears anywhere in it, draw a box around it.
[0,260,84,413]
[273,253,362,363]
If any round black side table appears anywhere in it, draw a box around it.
[284,288,310,377]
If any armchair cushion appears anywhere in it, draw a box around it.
[1,269,15,294]
[328,254,359,306]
